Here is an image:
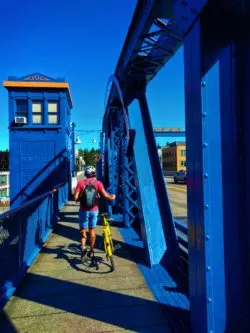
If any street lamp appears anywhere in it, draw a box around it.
[70,122,82,177]
[75,135,82,144]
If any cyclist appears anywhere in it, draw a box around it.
[74,165,116,260]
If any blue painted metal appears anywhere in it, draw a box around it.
[128,97,179,266]
[154,132,185,138]
[218,40,248,331]
[183,19,204,333]
[1,73,73,310]
[183,3,250,330]
[101,0,250,331]
[103,75,130,139]
[4,73,73,210]
[173,0,208,36]
[121,143,130,227]
[174,219,188,273]
[201,63,225,332]
[109,0,208,104]
[110,124,120,198]
[0,182,64,309]
[122,156,139,228]
[102,75,137,224]
[115,0,156,80]
[103,74,179,265]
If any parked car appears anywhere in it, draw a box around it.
[174,170,187,184]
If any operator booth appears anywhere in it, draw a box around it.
[3,73,74,209]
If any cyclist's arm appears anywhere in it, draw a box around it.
[74,181,83,202]
[99,188,116,200]
[74,190,80,202]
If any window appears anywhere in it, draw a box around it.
[0,175,7,186]
[0,189,7,197]
[48,102,58,124]
[16,100,28,117]
[180,150,186,156]
[181,161,186,167]
[32,102,43,124]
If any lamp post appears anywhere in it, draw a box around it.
[71,122,82,177]
[71,122,76,176]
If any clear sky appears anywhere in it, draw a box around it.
[0,0,185,151]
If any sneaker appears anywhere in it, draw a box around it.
[87,250,94,259]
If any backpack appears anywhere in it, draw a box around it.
[80,180,97,208]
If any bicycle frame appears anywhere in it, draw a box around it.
[101,215,114,257]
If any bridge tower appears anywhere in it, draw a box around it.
[3,73,73,209]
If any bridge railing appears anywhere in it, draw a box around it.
[0,182,66,308]
[174,219,188,280]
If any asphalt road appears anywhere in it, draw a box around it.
[164,176,187,221]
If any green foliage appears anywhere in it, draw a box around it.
[77,148,100,166]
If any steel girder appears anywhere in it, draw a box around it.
[102,0,250,331]
[102,73,180,266]
[106,0,208,105]
[184,3,250,332]
[103,110,139,224]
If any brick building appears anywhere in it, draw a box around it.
[162,142,186,174]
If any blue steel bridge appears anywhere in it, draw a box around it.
[1,0,250,332]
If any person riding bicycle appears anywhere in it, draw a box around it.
[74,165,116,260]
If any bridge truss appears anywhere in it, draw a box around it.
[100,0,250,332]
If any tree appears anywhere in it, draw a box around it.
[77,148,100,166]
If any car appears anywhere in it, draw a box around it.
[174,170,187,184]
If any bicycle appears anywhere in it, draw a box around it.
[100,213,115,271]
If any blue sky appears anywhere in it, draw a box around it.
[0,0,185,151]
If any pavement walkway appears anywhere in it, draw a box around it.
[0,201,170,333]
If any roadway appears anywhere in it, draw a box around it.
[164,176,187,223]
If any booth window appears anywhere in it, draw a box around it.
[0,189,7,197]
[16,100,28,117]
[0,174,7,186]
[48,102,58,124]
[32,102,43,124]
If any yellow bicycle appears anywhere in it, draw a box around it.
[101,213,115,271]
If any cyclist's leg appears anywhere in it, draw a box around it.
[88,210,99,255]
[79,210,89,252]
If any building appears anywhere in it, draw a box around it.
[3,73,73,209]
[0,152,10,200]
[162,142,186,174]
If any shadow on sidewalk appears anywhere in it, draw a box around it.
[0,272,189,332]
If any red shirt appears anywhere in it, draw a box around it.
[75,178,104,211]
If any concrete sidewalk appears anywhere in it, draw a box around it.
[0,201,170,333]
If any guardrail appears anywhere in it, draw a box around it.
[174,219,188,279]
[0,182,66,308]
